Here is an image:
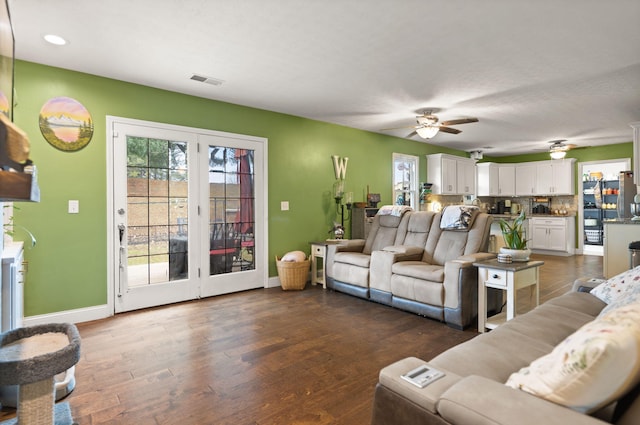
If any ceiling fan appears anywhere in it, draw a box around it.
[548,140,576,159]
[381,111,479,139]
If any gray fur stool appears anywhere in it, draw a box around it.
[0,324,80,425]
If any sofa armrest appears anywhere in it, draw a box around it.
[442,252,496,309]
[378,357,461,415]
[438,376,607,425]
[381,245,425,256]
[370,247,424,292]
[457,252,497,263]
[572,277,606,293]
[442,260,473,309]
[326,240,366,278]
[333,239,366,253]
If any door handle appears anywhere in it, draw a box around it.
[118,224,125,244]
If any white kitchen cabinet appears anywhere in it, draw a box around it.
[477,163,515,196]
[457,158,476,195]
[498,165,515,196]
[529,217,575,255]
[427,154,476,195]
[535,159,575,195]
[515,163,537,196]
[441,156,458,194]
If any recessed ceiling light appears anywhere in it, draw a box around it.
[43,34,67,46]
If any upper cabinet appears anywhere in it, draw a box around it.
[476,159,575,197]
[535,159,576,195]
[427,153,476,195]
[515,163,537,196]
[476,163,515,196]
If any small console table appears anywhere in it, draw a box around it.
[310,240,346,289]
[474,258,544,333]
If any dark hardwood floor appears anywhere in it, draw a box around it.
[0,254,603,424]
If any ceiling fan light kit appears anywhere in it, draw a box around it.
[548,139,574,159]
[549,150,567,159]
[416,126,439,139]
[381,111,479,140]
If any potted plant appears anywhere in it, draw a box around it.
[498,210,530,261]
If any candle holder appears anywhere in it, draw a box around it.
[332,181,351,233]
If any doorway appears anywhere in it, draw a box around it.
[577,159,630,256]
[107,117,267,313]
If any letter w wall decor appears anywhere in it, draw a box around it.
[332,155,348,180]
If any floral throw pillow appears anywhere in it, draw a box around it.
[590,266,640,306]
[505,302,640,413]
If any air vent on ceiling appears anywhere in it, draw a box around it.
[190,74,224,86]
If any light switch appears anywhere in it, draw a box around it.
[281,201,289,211]
[68,200,79,214]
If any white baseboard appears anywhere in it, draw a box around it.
[266,276,282,288]
[23,277,291,326]
[23,304,112,326]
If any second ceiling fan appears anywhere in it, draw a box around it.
[382,111,479,139]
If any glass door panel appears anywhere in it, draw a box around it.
[113,120,199,313]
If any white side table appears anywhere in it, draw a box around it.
[310,240,345,289]
[474,258,543,333]
[310,242,327,288]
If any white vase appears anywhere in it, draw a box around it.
[499,247,531,262]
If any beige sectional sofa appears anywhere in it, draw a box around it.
[371,278,640,425]
[326,206,500,329]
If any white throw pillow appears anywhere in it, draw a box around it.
[280,250,307,262]
[590,266,640,315]
[590,266,640,304]
[505,302,640,414]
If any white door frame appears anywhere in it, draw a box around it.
[106,116,269,314]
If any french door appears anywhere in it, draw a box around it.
[109,117,267,313]
[199,133,266,297]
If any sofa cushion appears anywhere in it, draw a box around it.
[399,211,435,248]
[364,219,405,254]
[392,261,444,282]
[333,251,371,268]
[590,266,640,315]
[505,301,640,414]
[431,232,468,266]
[430,292,605,383]
[391,275,444,306]
[544,291,606,318]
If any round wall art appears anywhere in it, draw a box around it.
[39,96,93,152]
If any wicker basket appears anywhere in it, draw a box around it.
[275,256,310,290]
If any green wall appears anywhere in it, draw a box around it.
[12,60,467,316]
[487,143,633,164]
[12,60,635,317]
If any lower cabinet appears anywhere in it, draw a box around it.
[529,217,575,255]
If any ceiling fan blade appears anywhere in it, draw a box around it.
[380,125,418,131]
[407,130,418,138]
[440,118,479,126]
[438,126,462,135]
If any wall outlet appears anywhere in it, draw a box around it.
[68,200,79,214]
[281,201,289,211]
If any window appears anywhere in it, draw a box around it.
[392,153,419,209]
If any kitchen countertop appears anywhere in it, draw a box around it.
[487,213,576,219]
[602,218,640,225]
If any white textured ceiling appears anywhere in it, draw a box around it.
[8,0,640,156]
